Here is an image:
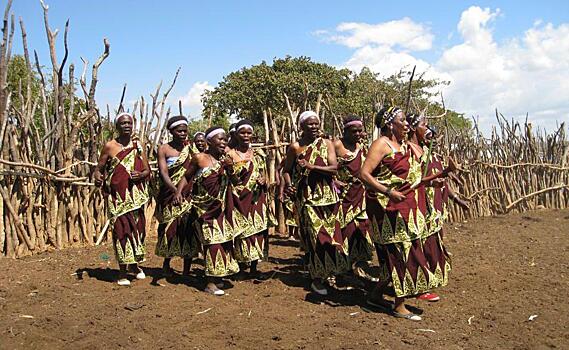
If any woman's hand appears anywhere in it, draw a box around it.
[429,178,445,188]
[388,189,406,203]
[94,171,104,187]
[297,159,313,170]
[257,175,267,186]
[172,189,183,206]
[334,179,347,190]
[130,170,143,182]
[454,197,470,210]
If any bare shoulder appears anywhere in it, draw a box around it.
[289,141,301,154]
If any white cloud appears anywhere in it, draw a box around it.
[179,81,213,118]
[319,6,569,132]
[321,18,434,51]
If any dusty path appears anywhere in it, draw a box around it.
[1,209,568,349]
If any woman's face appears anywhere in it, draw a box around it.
[170,124,188,142]
[235,126,253,146]
[301,116,320,139]
[415,118,429,145]
[344,123,364,144]
[116,116,133,137]
[208,132,228,154]
[194,135,207,152]
[390,111,409,139]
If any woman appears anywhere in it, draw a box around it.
[407,114,469,302]
[333,116,374,276]
[227,119,275,277]
[178,126,239,295]
[360,106,431,321]
[282,111,349,296]
[192,131,207,153]
[93,112,150,286]
[155,115,199,277]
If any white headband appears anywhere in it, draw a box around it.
[194,131,205,138]
[236,124,253,132]
[298,111,319,126]
[206,128,225,141]
[115,112,133,123]
[168,120,188,130]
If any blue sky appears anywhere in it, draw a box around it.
[7,0,569,131]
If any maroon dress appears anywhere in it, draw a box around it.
[104,141,149,265]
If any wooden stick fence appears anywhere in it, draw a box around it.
[0,1,567,258]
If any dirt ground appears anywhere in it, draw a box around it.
[1,209,568,350]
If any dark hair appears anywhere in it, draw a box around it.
[375,106,402,134]
[235,119,254,130]
[343,115,361,125]
[375,106,389,133]
[166,115,187,129]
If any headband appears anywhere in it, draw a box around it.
[115,112,133,124]
[408,114,424,128]
[193,131,205,138]
[205,128,225,141]
[236,124,253,132]
[168,120,188,130]
[344,120,363,128]
[380,107,402,128]
[298,111,319,126]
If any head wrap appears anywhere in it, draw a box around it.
[298,111,319,126]
[235,119,254,132]
[377,106,402,128]
[205,127,225,141]
[115,112,134,124]
[193,131,205,139]
[406,113,424,128]
[167,115,188,130]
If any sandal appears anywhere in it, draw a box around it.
[204,286,225,296]
[117,278,131,286]
[366,298,393,312]
[310,281,328,296]
[392,311,422,321]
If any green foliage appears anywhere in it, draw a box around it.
[7,55,41,112]
[203,57,472,137]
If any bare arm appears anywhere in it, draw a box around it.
[93,142,111,187]
[447,184,469,210]
[360,138,405,202]
[131,142,151,182]
[157,145,177,193]
[281,144,299,200]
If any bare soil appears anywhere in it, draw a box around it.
[1,209,569,349]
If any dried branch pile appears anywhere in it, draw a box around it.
[442,114,568,221]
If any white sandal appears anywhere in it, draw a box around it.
[117,278,131,286]
[204,286,225,296]
[311,282,328,296]
[136,271,146,280]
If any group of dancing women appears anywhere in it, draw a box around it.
[93,106,468,321]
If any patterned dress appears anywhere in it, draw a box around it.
[337,146,374,263]
[105,141,149,265]
[421,148,452,287]
[366,140,443,297]
[190,159,239,277]
[292,137,350,279]
[154,143,200,259]
[229,149,276,263]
